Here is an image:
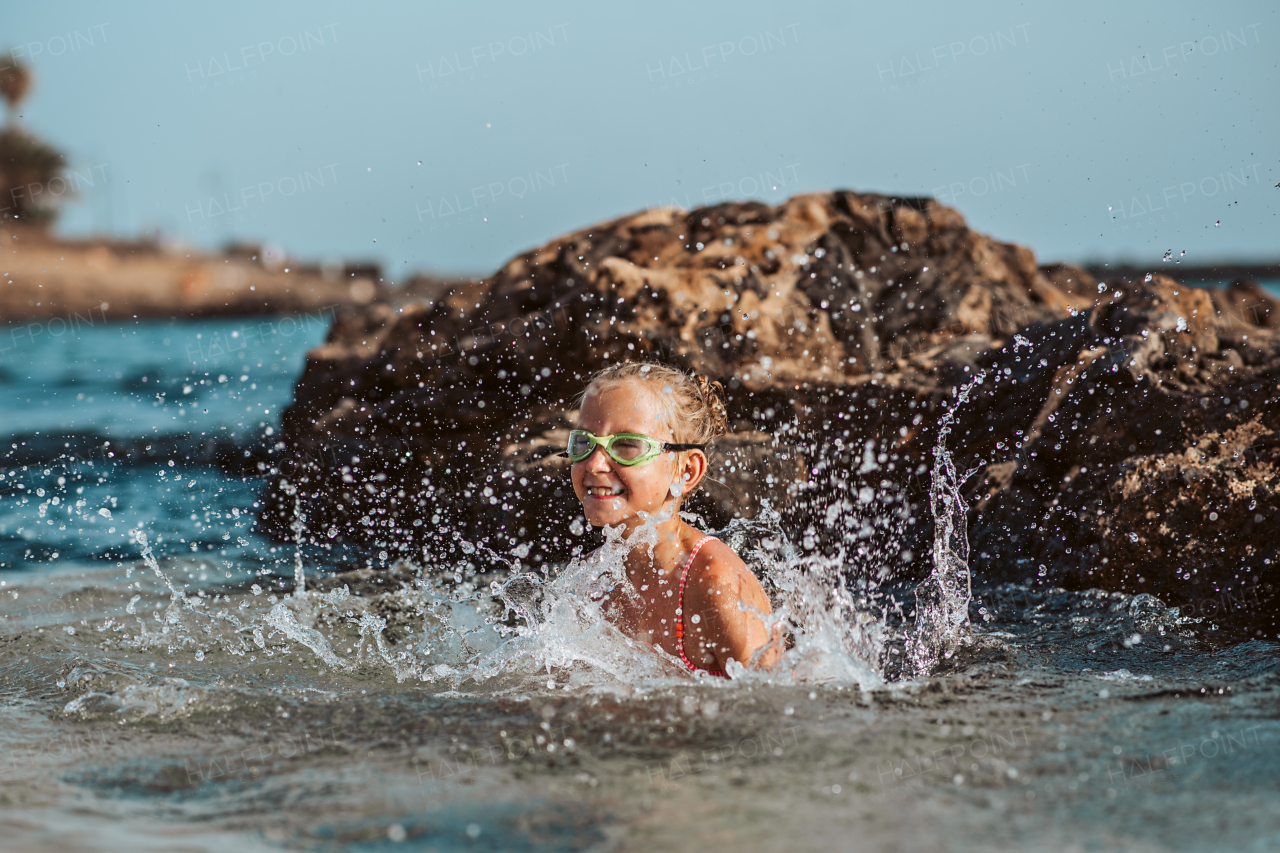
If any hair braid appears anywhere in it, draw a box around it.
[580,361,729,446]
[692,373,729,440]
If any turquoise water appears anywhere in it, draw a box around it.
[0,315,354,576]
[1,312,1278,852]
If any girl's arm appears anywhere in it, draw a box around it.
[683,541,783,672]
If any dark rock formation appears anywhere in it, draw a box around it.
[258,192,1280,632]
[970,278,1280,633]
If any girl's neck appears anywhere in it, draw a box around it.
[620,514,690,582]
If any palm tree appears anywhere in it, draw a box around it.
[0,55,67,226]
[0,55,33,118]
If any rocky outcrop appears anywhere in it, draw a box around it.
[258,192,1280,631]
[969,278,1280,633]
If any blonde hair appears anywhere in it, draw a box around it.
[580,362,729,446]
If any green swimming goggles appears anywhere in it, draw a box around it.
[563,430,707,467]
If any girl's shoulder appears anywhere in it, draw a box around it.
[684,534,747,578]
[682,535,768,616]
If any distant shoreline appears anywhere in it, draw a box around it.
[1084,261,1280,285]
[0,226,389,325]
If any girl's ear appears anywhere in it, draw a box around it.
[678,449,709,494]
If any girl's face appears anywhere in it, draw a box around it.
[571,381,697,530]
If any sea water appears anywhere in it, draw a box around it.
[1,316,1278,852]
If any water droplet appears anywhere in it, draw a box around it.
[195,649,205,661]
[1143,273,1152,282]
[690,614,701,624]
[1128,532,1139,543]
[1097,283,1107,293]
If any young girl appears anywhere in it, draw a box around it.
[566,362,780,677]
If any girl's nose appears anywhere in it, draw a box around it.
[585,445,613,472]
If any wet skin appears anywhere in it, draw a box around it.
[571,380,780,673]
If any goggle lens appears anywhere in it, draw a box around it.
[566,432,595,460]
[609,437,649,461]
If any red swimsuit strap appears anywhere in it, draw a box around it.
[675,536,726,678]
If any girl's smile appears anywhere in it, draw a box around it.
[584,485,624,497]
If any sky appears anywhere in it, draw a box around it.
[7,0,1279,280]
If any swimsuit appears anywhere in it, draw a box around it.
[675,536,727,678]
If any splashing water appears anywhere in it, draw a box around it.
[150,495,893,693]
[905,371,988,676]
[116,465,979,696]
[486,506,887,691]
[277,480,307,598]
[722,507,885,686]
[98,392,995,696]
